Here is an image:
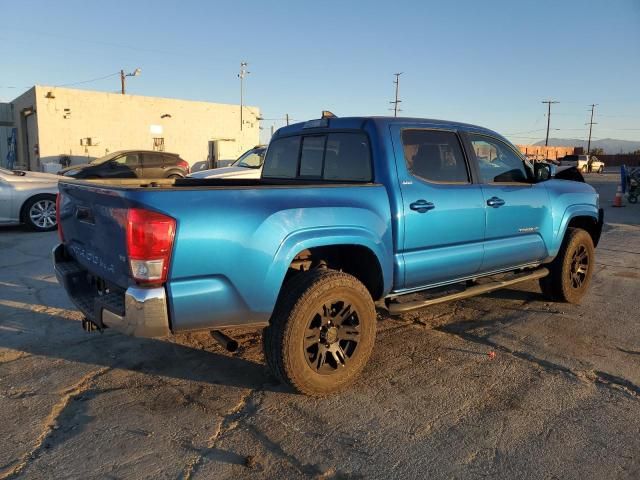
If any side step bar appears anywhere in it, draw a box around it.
[386,268,549,315]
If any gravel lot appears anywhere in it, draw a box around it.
[1,174,638,479]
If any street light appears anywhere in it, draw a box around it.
[238,62,249,130]
[120,68,141,95]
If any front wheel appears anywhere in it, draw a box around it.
[540,228,594,303]
[263,269,376,396]
[582,165,588,173]
[629,194,638,204]
[23,195,57,232]
[598,166,604,174]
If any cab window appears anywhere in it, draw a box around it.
[401,129,469,183]
[469,135,530,183]
[262,132,372,182]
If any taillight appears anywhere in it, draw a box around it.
[126,209,176,284]
[177,159,190,174]
[56,193,64,242]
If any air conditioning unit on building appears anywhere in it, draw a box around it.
[80,137,101,146]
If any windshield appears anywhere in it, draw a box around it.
[89,151,122,165]
[233,148,266,169]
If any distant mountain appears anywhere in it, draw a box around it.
[532,138,640,154]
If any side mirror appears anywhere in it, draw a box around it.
[534,162,553,182]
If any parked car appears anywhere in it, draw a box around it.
[54,116,602,396]
[58,150,190,179]
[189,146,267,179]
[0,167,59,231]
[559,154,605,173]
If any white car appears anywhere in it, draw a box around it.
[0,167,60,231]
[560,154,605,174]
[189,146,266,179]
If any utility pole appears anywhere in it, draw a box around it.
[586,103,598,155]
[285,113,289,126]
[238,62,249,130]
[120,68,141,95]
[390,73,403,117]
[541,99,559,146]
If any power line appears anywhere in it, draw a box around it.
[56,71,120,88]
[389,73,403,117]
[541,100,560,146]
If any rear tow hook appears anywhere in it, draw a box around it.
[210,330,239,352]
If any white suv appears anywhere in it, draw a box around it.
[560,154,605,173]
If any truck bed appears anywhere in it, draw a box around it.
[56,177,394,332]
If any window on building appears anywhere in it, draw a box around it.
[401,129,469,183]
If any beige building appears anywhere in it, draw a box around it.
[10,86,260,171]
[516,144,576,161]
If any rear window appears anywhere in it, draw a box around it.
[262,132,372,182]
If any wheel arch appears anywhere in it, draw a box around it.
[551,206,601,258]
[266,228,392,304]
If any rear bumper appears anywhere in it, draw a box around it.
[53,244,170,337]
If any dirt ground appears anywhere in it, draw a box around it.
[1,173,638,479]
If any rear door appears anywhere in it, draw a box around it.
[141,152,165,178]
[465,133,550,272]
[390,125,486,289]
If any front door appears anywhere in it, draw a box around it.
[391,126,486,290]
[465,133,550,272]
[107,153,141,178]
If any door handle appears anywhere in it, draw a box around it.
[486,196,505,208]
[410,200,435,213]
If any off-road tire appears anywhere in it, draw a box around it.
[539,227,594,303]
[263,269,376,396]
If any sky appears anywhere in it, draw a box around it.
[1,0,639,146]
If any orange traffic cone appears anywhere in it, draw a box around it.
[612,184,624,207]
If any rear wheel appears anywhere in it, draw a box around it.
[168,174,182,179]
[598,166,604,174]
[581,165,588,173]
[263,269,376,396]
[540,227,594,303]
[629,194,638,204]
[23,195,57,232]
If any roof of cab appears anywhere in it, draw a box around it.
[274,116,504,140]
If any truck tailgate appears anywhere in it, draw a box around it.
[58,181,132,288]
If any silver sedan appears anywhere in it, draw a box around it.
[0,167,59,231]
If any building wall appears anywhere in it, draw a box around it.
[13,86,260,171]
[0,103,15,168]
[516,144,576,161]
[10,88,38,170]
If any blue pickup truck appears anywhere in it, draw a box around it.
[54,115,603,395]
